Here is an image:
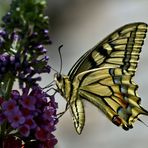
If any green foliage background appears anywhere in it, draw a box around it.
[0,1,10,22]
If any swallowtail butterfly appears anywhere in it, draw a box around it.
[55,22,148,134]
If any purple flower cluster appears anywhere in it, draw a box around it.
[0,1,59,147]
[0,28,51,88]
[2,136,22,148]
[0,87,58,147]
[0,28,7,48]
[0,28,58,147]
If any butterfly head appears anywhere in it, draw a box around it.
[54,73,63,88]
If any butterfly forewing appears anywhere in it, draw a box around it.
[68,23,147,81]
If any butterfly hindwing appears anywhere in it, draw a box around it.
[75,67,148,130]
[68,22,147,80]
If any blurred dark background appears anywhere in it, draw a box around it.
[1,1,148,148]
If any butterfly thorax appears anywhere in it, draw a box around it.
[54,73,76,103]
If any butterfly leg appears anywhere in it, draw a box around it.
[57,99,71,119]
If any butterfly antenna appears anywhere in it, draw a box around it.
[138,118,148,127]
[49,45,63,74]
[58,45,63,74]
[43,45,63,89]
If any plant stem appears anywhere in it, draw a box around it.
[4,74,15,100]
